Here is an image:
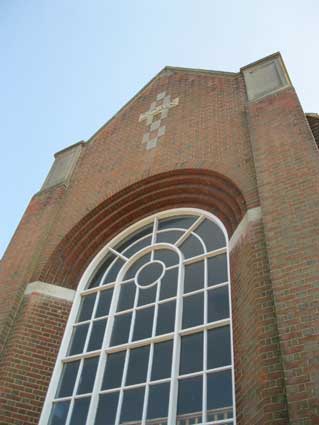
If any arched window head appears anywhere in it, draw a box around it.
[41,209,236,425]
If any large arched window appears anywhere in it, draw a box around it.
[41,209,236,425]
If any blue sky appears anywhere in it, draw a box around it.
[1,0,318,258]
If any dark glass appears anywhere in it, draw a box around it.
[126,345,150,385]
[207,254,228,286]
[156,230,184,244]
[138,283,157,306]
[69,397,90,425]
[87,319,107,351]
[137,261,164,286]
[156,300,176,335]
[56,361,80,398]
[208,286,229,323]
[95,288,113,317]
[117,281,136,311]
[68,323,89,355]
[151,340,173,381]
[179,234,203,259]
[182,293,204,329]
[160,267,178,300]
[195,219,226,252]
[115,224,153,253]
[154,249,179,267]
[207,326,231,370]
[123,236,152,258]
[102,351,126,390]
[120,387,145,424]
[147,382,170,422]
[184,261,204,293]
[88,253,116,288]
[111,313,132,346]
[103,257,125,284]
[177,375,202,417]
[94,392,119,425]
[48,401,70,425]
[158,216,197,230]
[133,306,154,341]
[207,370,233,410]
[77,357,99,394]
[180,333,203,375]
[124,253,151,280]
[77,293,96,322]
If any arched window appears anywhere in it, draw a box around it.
[41,209,236,425]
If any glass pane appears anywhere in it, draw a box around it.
[208,286,230,323]
[177,375,202,421]
[184,261,204,293]
[102,351,126,390]
[182,292,204,329]
[133,306,154,341]
[207,254,228,286]
[68,323,89,355]
[117,281,136,312]
[154,249,179,267]
[179,234,203,259]
[123,235,152,258]
[156,300,176,335]
[77,357,99,394]
[115,224,153,253]
[69,397,90,425]
[103,257,125,284]
[48,401,70,425]
[56,361,80,398]
[138,283,157,306]
[87,319,107,351]
[207,370,233,412]
[94,392,119,425]
[160,267,178,300]
[156,229,184,244]
[151,340,173,381]
[111,313,132,346]
[124,253,151,280]
[95,288,113,318]
[137,261,164,287]
[77,293,96,322]
[180,333,203,375]
[207,326,231,370]
[147,382,170,423]
[126,345,150,385]
[88,253,116,288]
[158,216,197,230]
[120,387,145,424]
[195,219,226,252]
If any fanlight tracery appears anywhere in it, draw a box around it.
[42,210,236,425]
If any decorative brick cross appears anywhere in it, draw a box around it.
[139,91,179,150]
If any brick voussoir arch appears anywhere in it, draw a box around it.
[40,169,247,288]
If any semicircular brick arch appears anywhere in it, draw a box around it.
[39,169,247,289]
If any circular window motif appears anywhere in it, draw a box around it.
[135,260,165,288]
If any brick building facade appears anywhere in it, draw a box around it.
[0,52,318,424]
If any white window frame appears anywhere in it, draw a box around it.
[39,208,236,425]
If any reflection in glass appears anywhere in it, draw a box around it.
[102,351,126,390]
[138,283,157,306]
[195,219,226,252]
[117,281,136,311]
[133,306,154,341]
[48,401,70,425]
[87,319,107,351]
[156,230,184,244]
[77,357,98,394]
[180,333,203,375]
[103,257,125,284]
[207,370,233,411]
[56,361,80,398]
[95,392,119,425]
[179,234,203,259]
[137,261,164,287]
[111,313,132,346]
[177,376,202,421]
[160,267,178,300]
[182,293,204,329]
[147,382,170,423]
[77,293,96,322]
[207,326,231,370]
[68,323,89,355]
[207,254,228,286]
[120,387,145,424]
[95,288,113,318]
[151,340,173,381]
[156,300,176,335]
[184,261,204,293]
[126,345,150,385]
[69,397,90,425]
[207,286,229,323]
[154,249,179,267]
